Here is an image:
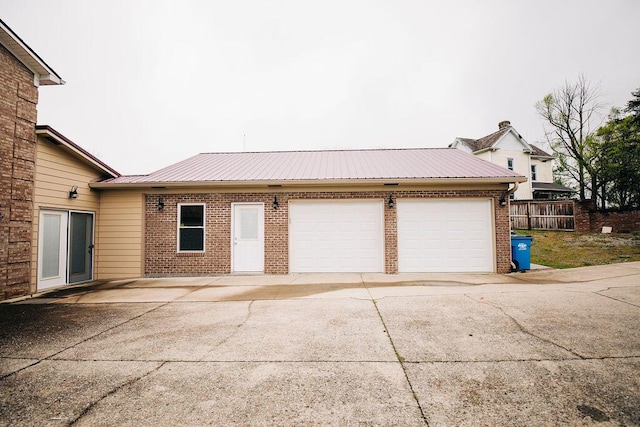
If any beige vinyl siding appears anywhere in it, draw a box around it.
[30,136,103,290]
[95,190,144,279]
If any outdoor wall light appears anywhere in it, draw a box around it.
[273,195,279,210]
[69,185,78,199]
[499,196,507,207]
[158,197,165,211]
[388,194,394,208]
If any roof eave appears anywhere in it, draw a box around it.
[0,19,64,86]
[36,125,120,178]
[473,147,496,155]
[531,154,554,160]
[90,176,527,189]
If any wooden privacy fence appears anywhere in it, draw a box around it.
[510,200,575,230]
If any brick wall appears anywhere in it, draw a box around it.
[574,201,640,233]
[0,44,38,300]
[145,189,511,276]
[574,201,591,233]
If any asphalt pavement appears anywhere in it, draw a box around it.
[1,263,639,426]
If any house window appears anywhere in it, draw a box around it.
[507,158,514,170]
[178,204,205,252]
[531,165,537,181]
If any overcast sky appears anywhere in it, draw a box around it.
[2,0,639,175]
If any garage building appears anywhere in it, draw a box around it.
[91,148,525,276]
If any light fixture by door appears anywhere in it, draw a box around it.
[157,196,165,211]
[273,195,279,209]
[69,185,78,199]
[388,194,394,208]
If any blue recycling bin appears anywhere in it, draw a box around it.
[511,235,533,271]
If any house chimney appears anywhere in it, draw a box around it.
[498,120,511,129]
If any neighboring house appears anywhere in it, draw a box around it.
[91,148,526,277]
[0,19,64,300]
[450,121,573,200]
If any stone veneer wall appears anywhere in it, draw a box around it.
[144,190,511,276]
[0,44,38,300]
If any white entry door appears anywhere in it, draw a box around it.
[232,203,264,272]
[37,210,69,290]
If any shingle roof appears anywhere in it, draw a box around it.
[472,127,511,151]
[529,144,553,158]
[456,126,514,152]
[98,148,524,186]
[532,182,574,192]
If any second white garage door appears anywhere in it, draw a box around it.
[289,200,384,273]
[397,199,494,273]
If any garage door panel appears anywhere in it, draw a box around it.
[290,201,384,273]
[398,199,494,273]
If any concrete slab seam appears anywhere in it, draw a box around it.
[464,294,586,360]
[67,361,167,426]
[593,290,640,308]
[518,270,640,285]
[43,358,405,364]
[362,275,430,427]
[0,358,43,380]
[0,303,169,380]
[401,355,640,364]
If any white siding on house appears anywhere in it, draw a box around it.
[531,158,554,183]
[496,132,526,151]
[489,135,532,199]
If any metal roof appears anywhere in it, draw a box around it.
[98,148,525,187]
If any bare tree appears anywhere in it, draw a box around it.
[535,75,604,204]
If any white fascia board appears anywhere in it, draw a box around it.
[473,147,496,155]
[507,128,533,152]
[0,20,64,86]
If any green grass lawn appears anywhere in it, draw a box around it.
[514,230,640,269]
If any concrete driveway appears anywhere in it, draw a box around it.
[1,263,639,426]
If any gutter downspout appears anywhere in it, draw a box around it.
[505,182,519,200]
[506,181,519,271]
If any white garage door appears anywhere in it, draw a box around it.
[289,200,384,273]
[397,199,494,273]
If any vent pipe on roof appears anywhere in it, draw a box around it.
[498,120,511,129]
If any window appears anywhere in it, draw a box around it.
[531,165,537,181]
[507,158,514,170]
[178,204,205,252]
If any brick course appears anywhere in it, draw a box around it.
[0,43,38,300]
[145,189,511,276]
[574,201,640,233]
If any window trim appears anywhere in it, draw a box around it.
[507,158,514,170]
[177,203,206,253]
[531,164,537,181]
